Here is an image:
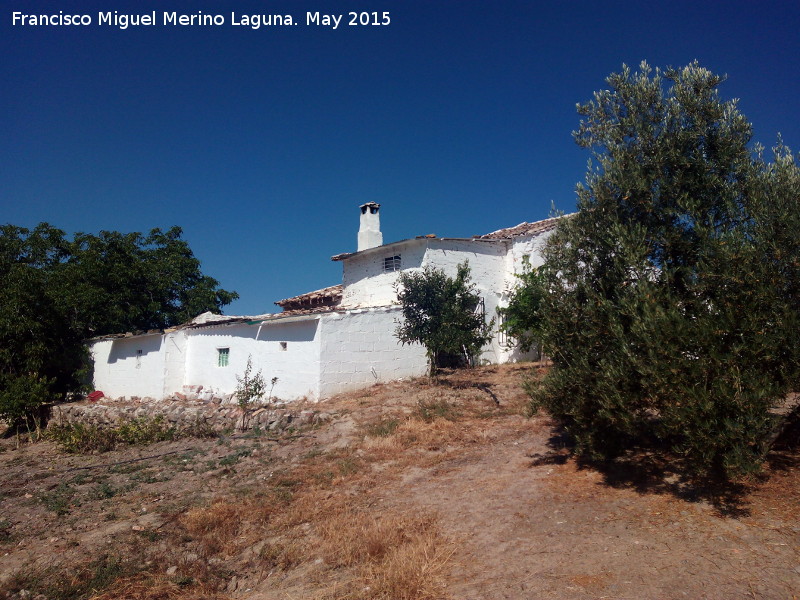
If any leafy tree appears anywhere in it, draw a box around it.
[532,62,800,479]
[395,261,494,375]
[0,223,238,428]
[499,258,549,354]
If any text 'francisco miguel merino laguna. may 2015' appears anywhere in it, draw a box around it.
[11,10,392,30]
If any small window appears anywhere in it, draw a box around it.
[383,255,401,272]
[279,341,287,351]
[136,349,143,369]
[217,348,230,367]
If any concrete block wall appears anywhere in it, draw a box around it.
[319,307,428,397]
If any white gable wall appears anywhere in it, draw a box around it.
[341,240,426,308]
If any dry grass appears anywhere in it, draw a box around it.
[311,505,453,600]
[89,573,225,600]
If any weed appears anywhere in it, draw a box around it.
[2,554,137,600]
[417,398,460,423]
[130,469,172,484]
[303,448,325,460]
[91,482,118,500]
[47,422,117,453]
[40,483,76,515]
[134,529,162,542]
[336,457,361,476]
[48,416,214,454]
[69,471,90,485]
[364,417,400,438]
[109,462,147,475]
[163,449,203,468]
[219,448,252,467]
[0,519,13,543]
[181,417,217,439]
[116,416,175,445]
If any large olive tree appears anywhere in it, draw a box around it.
[532,62,800,479]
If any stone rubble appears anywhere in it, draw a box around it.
[49,392,331,434]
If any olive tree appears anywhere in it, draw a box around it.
[532,62,800,479]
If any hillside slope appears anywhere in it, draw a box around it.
[1,364,798,599]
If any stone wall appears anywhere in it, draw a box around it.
[49,395,332,434]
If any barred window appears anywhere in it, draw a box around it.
[383,255,401,272]
[217,348,230,367]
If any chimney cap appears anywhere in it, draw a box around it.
[359,202,381,214]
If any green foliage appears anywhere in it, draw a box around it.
[219,447,252,466]
[234,356,270,408]
[395,261,494,374]
[0,223,237,425]
[498,259,549,353]
[40,482,77,515]
[533,62,800,480]
[5,555,135,600]
[0,373,53,432]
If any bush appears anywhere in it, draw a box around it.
[395,261,494,375]
[0,373,53,436]
[48,416,177,453]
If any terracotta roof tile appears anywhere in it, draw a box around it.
[476,214,572,239]
[275,284,343,310]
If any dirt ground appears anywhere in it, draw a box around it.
[0,364,798,599]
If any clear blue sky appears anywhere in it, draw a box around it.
[3,0,799,315]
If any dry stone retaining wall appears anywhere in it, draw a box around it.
[50,395,332,434]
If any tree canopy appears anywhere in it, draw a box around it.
[498,258,548,354]
[394,261,494,375]
[532,62,800,479]
[0,223,238,427]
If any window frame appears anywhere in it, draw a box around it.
[217,347,230,367]
[383,254,401,273]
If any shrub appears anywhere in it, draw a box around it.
[395,261,494,375]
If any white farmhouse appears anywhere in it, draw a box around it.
[90,204,563,402]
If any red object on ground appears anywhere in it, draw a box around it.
[87,391,104,402]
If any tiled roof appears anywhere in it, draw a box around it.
[476,215,570,240]
[275,284,343,311]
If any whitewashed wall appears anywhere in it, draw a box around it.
[184,318,322,401]
[340,240,426,308]
[318,307,428,397]
[90,334,166,399]
[162,329,187,397]
[339,237,512,365]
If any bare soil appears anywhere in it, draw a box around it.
[0,364,798,599]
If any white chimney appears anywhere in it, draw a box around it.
[357,202,383,251]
